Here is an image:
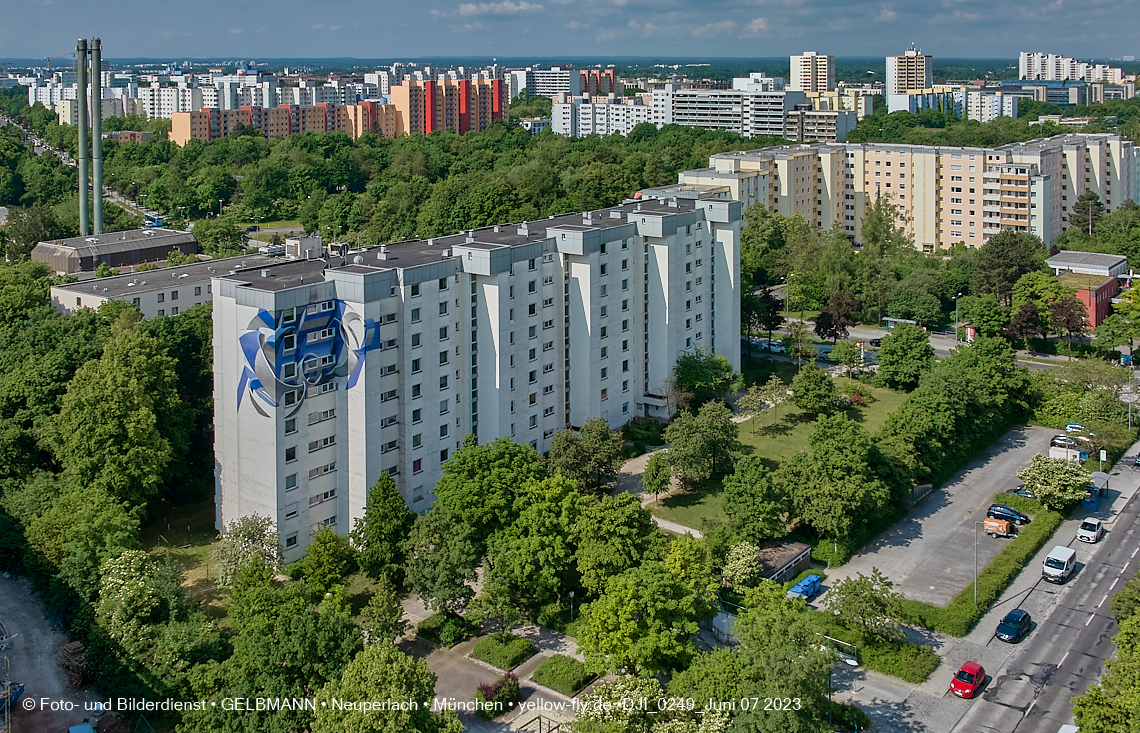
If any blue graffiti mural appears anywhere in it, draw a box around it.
[237,299,382,417]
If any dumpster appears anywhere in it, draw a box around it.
[786,574,822,601]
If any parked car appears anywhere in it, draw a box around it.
[763,340,786,354]
[995,609,1032,643]
[1005,485,1037,500]
[868,338,883,347]
[951,662,986,698]
[987,504,1031,526]
[1065,423,1086,433]
[1077,518,1105,543]
[1042,545,1077,583]
[1051,435,1079,449]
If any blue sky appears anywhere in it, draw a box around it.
[1,0,1137,60]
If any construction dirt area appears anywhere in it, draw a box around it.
[1,573,102,732]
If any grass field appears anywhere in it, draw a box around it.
[649,366,907,531]
[141,498,228,619]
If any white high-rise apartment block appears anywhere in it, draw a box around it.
[213,198,742,559]
[364,71,394,97]
[789,52,835,93]
[1020,52,1123,83]
[966,91,1018,123]
[551,94,652,137]
[528,67,582,98]
[886,46,933,94]
[652,74,806,139]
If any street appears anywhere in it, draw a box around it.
[832,441,1140,733]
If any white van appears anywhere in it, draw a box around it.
[1043,546,1077,584]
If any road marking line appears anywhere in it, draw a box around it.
[1112,577,1120,590]
[1122,566,1129,575]
[1025,700,1036,718]
[1099,594,1109,607]
[1133,547,1139,559]
[1087,613,1096,626]
[1059,651,1070,667]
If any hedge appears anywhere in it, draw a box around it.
[471,632,537,670]
[532,654,594,695]
[813,612,939,684]
[474,673,521,720]
[416,612,477,648]
[900,495,1063,636]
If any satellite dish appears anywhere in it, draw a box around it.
[353,256,364,264]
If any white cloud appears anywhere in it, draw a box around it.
[878,3,897,20]
[745,17,769,35]
[693,19,736,36]
[228,28,242,34]
[457,0,542,15]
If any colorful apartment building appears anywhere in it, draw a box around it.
[388,78,504,135]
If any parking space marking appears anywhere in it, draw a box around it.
[1111,577,1119,590]
[1098,594,1109,608]
[1132,547,1139,559]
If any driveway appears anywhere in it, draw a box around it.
[823,425,1057,606]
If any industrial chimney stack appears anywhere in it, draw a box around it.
[76,38,88,237]
[91,38,103,234]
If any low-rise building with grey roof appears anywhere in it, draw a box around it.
[32,227,198,274]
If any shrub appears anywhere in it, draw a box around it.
[901,505,1063,636]
[416,612,477,647]
[474,673,521,720]
[471,632,537,670]
[532,654,594,695]
[813,610,938,684]
[827,701,871,733]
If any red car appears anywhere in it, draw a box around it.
[951,662,985,699]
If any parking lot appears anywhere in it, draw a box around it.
[823,425,1058,606]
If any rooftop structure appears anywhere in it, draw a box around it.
[32,227,197,274]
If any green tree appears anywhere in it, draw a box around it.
[887,270,944,328]
[760,374,788,425]
[300,525,356,594]
[574,492,662,595]
[823,567,905,644]
[1094,313,1137,355]
[721,541,762,589]
[403,508,480,615]
[814,291,861,342]
[466,577,526,633]
[1010,300,1045,340]
[574,676,665,732]
[48,325,190,509]
[877,323,934,390]
[958,294,1008,338]
[352,471,414,585]
[641,452,673,502]
[971,230,1045,306]
[361,574,409,644]
[735,384,767,435]
[546,417,624,491]
[782,319,818,366]
[663,535,720,604]
[1016,454,1094,511]
[1068,190,1106,236]
[95,261,118,278]
[578,562,711,674]
[722,457,788,542]
[755,286,786,342]
[791,366,838,416]
[211,514,283,588]
[312,642,463,733]
[672,348,743,410]
[431,435,546,550]
[830,339,861,376]
[1111,570,1140,625]
[664,400,746,484]
[1012,270,1073,313]
[1050,294,1088,359]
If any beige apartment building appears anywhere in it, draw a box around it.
[886,47,934,94]
[673,133,1138,251]
[789,52,835,93]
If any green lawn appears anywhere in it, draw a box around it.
[649,370,907,531]
[140,498,228,619]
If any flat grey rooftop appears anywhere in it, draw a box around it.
[1047,250,1128,268]
[53,253,282,298]
[35,227,196,256]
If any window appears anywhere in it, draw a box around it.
[622,380,629,392]
[413,459,422,474]
[544,384,554,394]
[600,347,608,359]
[412,384,421,399]
[543,319,554,330]
[529,348,537,361]
[413,433,422,448]
[622,278,629,291]
[544,275,554,285]
[285,446,297,462]
[529,370,538,383]
[439,350,449,365]
[622,299,628,311]
[544,406,555,416]
[439,375,449,390]
[600,264,607,276]
[622,359,629,372]
[285,418,296,435]
[600,367,608,379]
[440,399,449,414]
[509,285,515,299]
[529,325,537,339]
[308,435,336,452]
[529,280,537,294]
[528,304,537,316]
[131,297,139,307]
[411,308,421,323]
[529,415,538,428]
[282,307,296,323]
[411,283,421,297]
[384,313,396,324]
[686,318,692,330]
[194,286,201,296]
[285,534,298,548]
[439,326,448,341]
[285,501,299,520]
[439,277,448,291]
[412,358,421,373]
[157,293,164,303]
[600,305,608,318]
[282,334,296,352]
[543,363,554,373]
[285,473,297,491]
[601,326,608,339]
[529,393,537,405]
[622,339,629,351]
[529,258,537,271]
[439,302,448,316]
[600,243,607,254]
[283,363,296,379]
[381,389,397,402]
[380,439,397,453]
[686,281,692,292]
[543,297,553,308]
[440,449,449,462]
[543,340,553,351]
[600,388,608,400]
[621,259,628,270]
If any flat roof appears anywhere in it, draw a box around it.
[34,227,196,257]
[227,259,330,293]
[1057,272,1115,290]
[53,253,282,298]
[1047,250,1127,269]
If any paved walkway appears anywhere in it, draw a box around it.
[614,450,702,537]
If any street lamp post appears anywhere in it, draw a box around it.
[178,206,186,219]
[954,293,963,342]
[785,273,795,320]
[218,199,223,217]
[569,591,575,620]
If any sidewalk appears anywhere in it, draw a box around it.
[614,451,702,537]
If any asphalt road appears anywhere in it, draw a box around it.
[822,425,1057,606]
[948,480,1140,733]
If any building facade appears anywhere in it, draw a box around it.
[673,133,1138,251]
[886,47,933,94]
[966,91,1019,123]
[651,75,806,139]
[789,52,835,93]
[213,198,742,559]
[389,79,505,136]
[551,94,652,137]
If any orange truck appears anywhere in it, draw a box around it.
[984,517,1015,538]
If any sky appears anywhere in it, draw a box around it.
[0,0,1137,61]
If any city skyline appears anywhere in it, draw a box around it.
[0,0,1138,61]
